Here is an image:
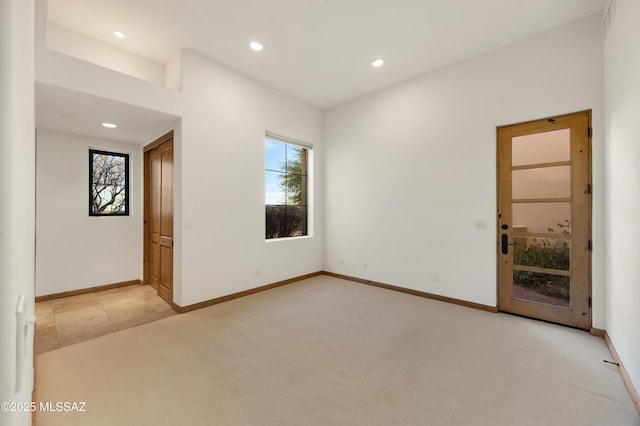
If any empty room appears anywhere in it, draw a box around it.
[1,0,639,425]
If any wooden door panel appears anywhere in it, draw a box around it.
[150,242,160,290]
[497,111,591,330]
[158,246,173,302]
[160,147,173,239]
[151,151,161,238]
[145,133,174,306]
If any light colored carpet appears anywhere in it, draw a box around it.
[35,275,640,425]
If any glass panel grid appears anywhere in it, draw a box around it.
[510,129,572,309]
[265,138,309,239]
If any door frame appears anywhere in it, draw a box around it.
[143,130,174,295]
[496,111,592,329]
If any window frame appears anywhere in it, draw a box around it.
[265,132,312,240]
[89,149,130,217]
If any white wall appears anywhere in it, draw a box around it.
[35,130,143,296]
[165,50,182,91]
[179,50,323,305]
[48,22,166,87]
[603,0,640,401]
[0,0,35,424]
[323,15,604,320]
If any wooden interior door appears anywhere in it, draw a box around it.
[497,111,591,329]
[144,132,174,305]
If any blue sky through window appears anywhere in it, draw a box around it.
[265,139,287,205]
[265,138,287,204]
[265,138,306,205]
[265,139,286,172]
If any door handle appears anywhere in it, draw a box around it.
[501,234,518,254]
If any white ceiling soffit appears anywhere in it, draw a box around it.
[47,0,607,109]
[35,83,179,144]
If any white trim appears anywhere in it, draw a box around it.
[265,235,313,243]
[265,131,313,150]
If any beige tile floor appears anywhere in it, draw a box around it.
[35,284,177,354]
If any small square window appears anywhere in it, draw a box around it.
[89,149,129,216]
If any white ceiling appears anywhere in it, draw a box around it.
[35,83,179,144]
[38,0,606,144]
[47,0,607,109]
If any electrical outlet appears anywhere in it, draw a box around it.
[432,273,439,282]
[339,258,344,266]
[363,262,368,270]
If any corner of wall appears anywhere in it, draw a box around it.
[166,49,183,91]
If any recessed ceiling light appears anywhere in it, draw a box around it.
[250,41,264,51]
[371,58,384,68]
[102,123,117,128]
[114,31,125,39]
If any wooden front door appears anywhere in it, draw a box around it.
[497,111,591,329]
[144,132,174,305]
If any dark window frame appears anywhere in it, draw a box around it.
[89,149,130,216]
[265,137,310,239]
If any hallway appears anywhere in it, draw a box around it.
[35,284,176,354]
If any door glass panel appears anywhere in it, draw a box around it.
[512,129,570,166]
[512,203,571,234]
[513,237,570,271]
[512,166,571,199]
[512,270,570,308]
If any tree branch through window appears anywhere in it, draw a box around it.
[89,150,129,216]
